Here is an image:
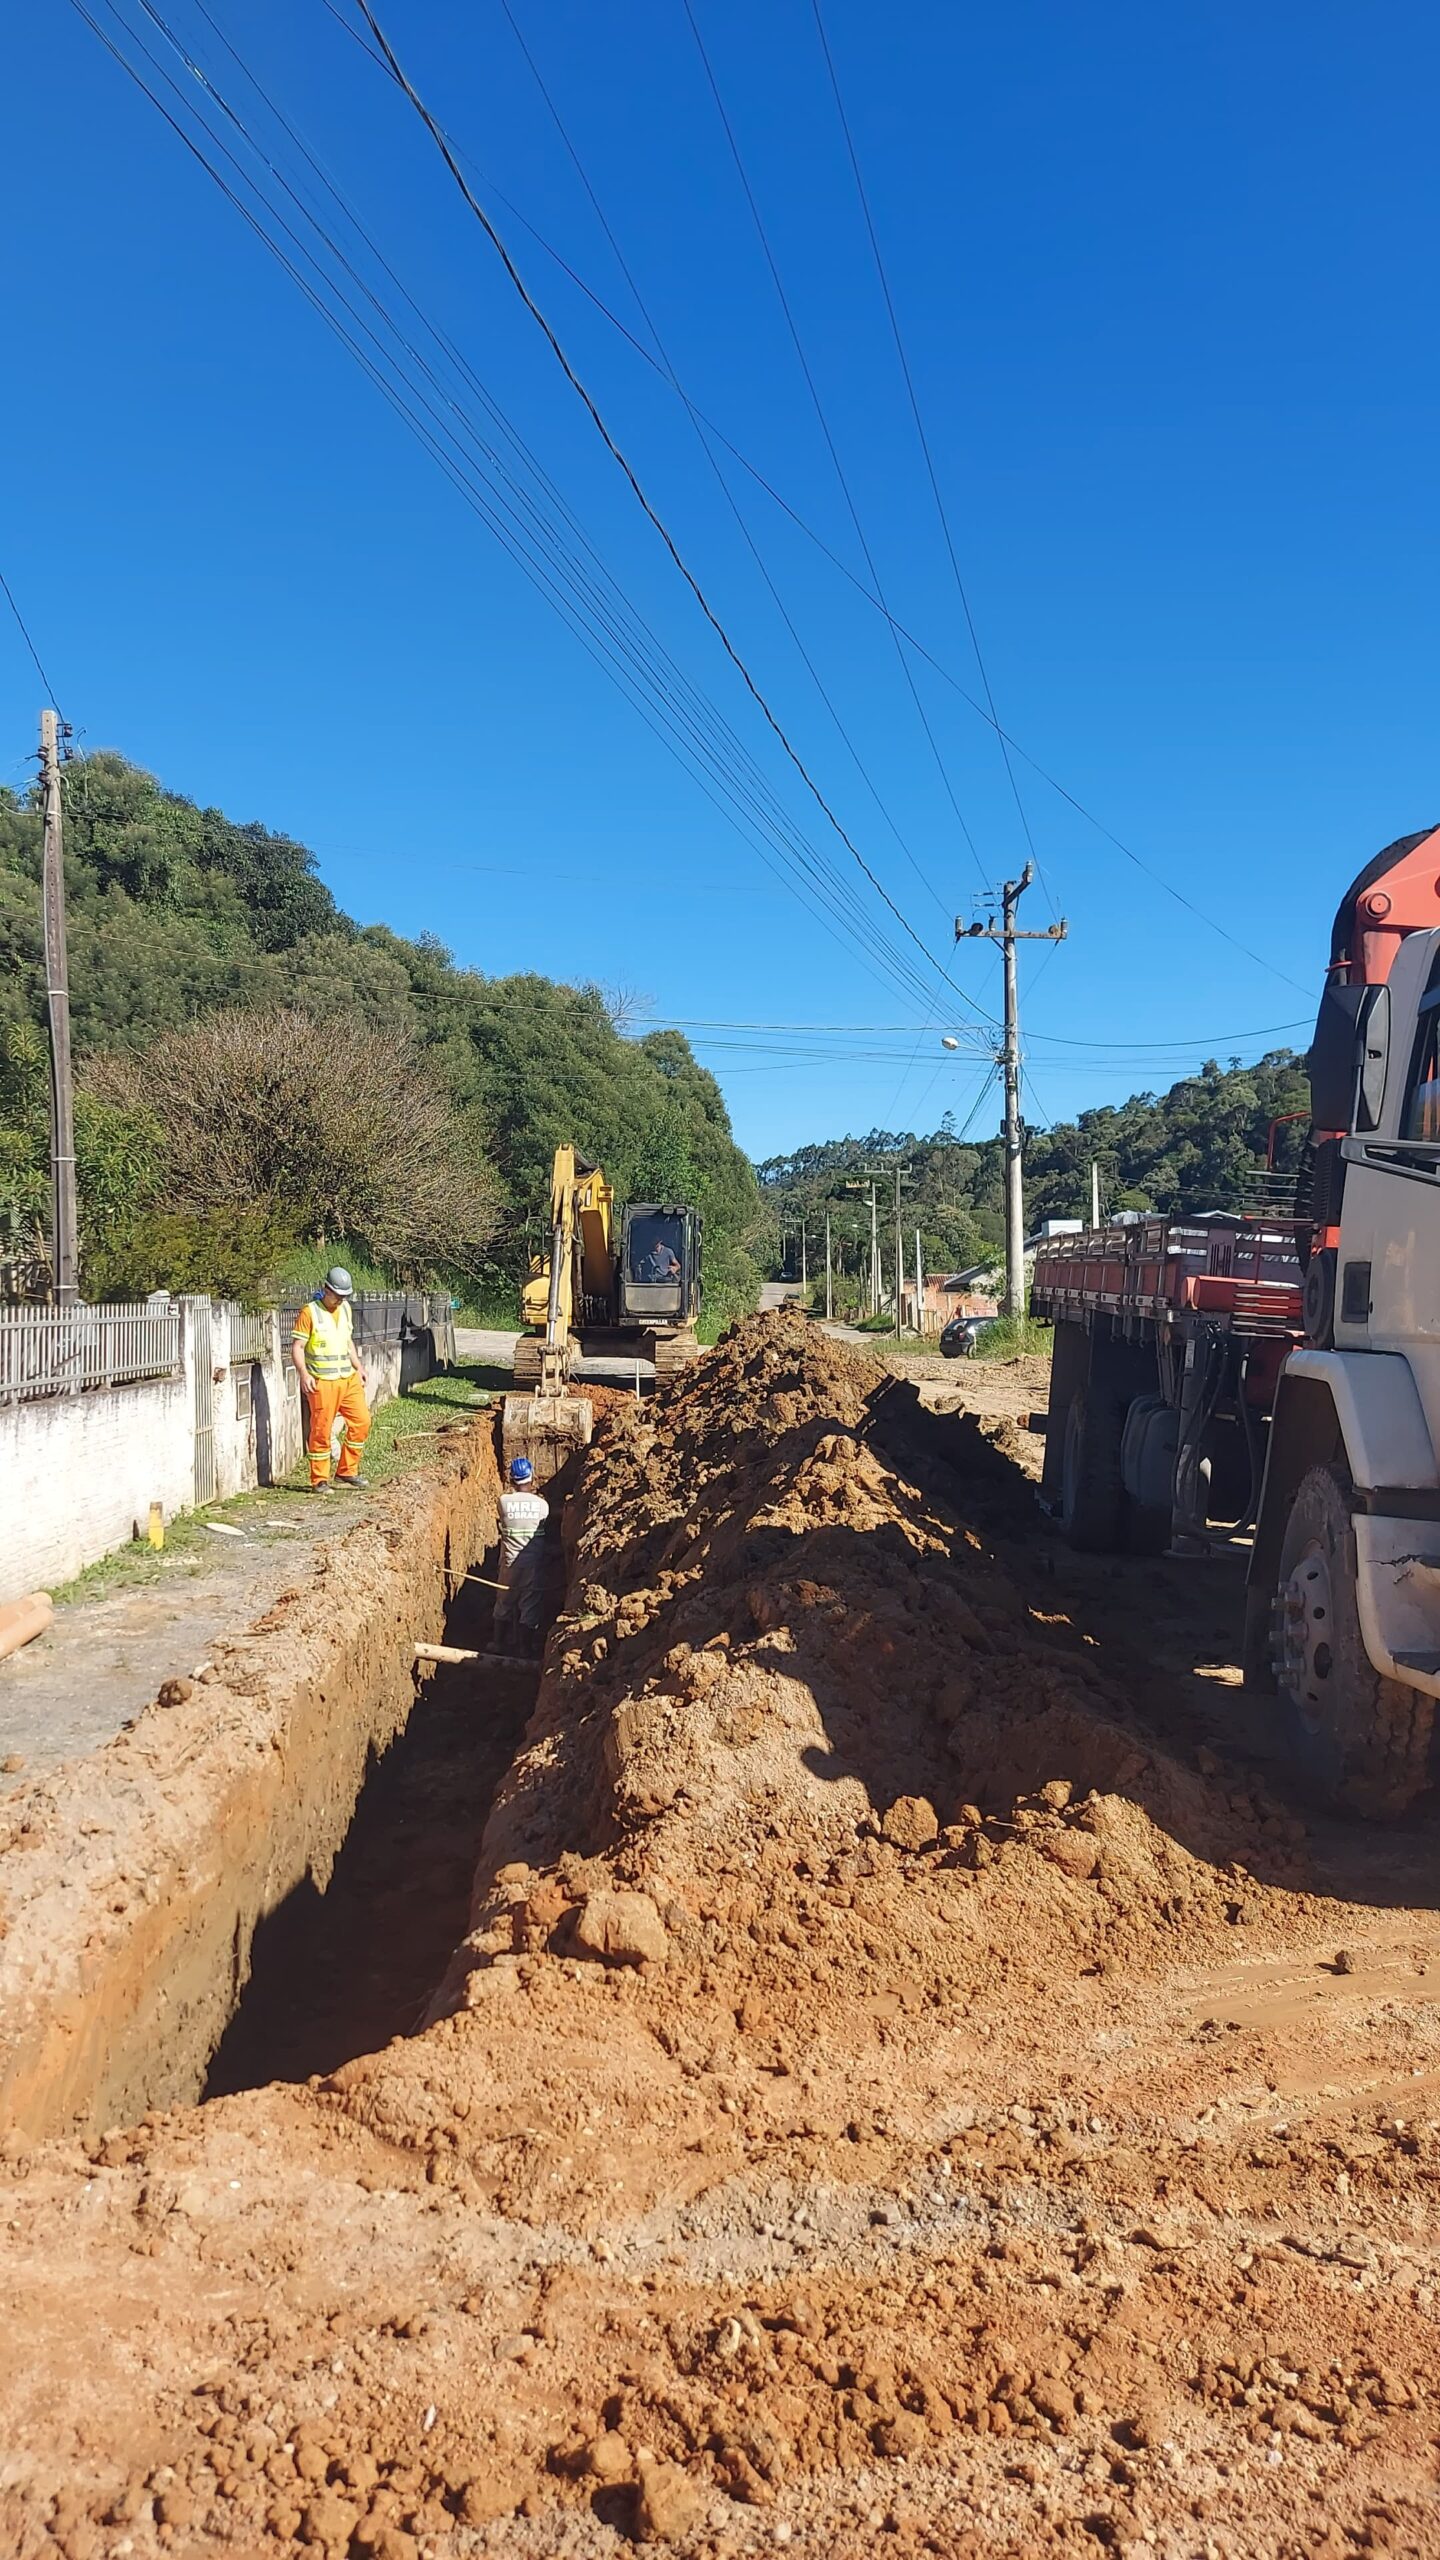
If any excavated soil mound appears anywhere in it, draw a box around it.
[2,1314,1438,2560]
[442,1311,1288,2005]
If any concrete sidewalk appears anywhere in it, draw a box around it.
[0,1493,354,1781]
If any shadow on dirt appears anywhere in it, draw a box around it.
[853,1374,1440,1916]
[204,1572,537,2098]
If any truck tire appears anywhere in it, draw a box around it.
[1060,1384,1125,1552]
[1271,1463,1434,1817]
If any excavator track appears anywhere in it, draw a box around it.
[647,1330,701,1380]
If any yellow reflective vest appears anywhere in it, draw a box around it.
[294,1298,354,1380]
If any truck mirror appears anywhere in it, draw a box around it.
[1355,983,1390,1130]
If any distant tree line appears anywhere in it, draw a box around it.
[0,753,759,1316]
[755,1049,1310,1288]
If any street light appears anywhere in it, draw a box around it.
[940,1035,960,1051]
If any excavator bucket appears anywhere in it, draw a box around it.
[501,1386,594,1490]
[502,1387,593,1488]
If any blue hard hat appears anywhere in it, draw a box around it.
[509,1456,534,1484]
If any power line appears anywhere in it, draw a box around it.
[348,0,994,1026]
[73,0,976,1027]
[681,0,982,900]
[0,565,62,715]
[807,0,1047,907]
[490,0,948,934]
[313,4,1310,1002]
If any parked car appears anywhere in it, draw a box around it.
[940,1313,997,1359]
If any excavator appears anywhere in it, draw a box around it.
[503,1145,702,1483]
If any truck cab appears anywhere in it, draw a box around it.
[1249,905,1440,1812]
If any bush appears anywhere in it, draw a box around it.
[84,1204,296,1307]
[88,1007,500,1281]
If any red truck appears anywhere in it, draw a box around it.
[1031,826,1440,1817]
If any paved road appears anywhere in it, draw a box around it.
[454,1326,656,1387]
[757,1282,804,1313]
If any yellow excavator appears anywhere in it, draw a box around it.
[502,1145,702,1481]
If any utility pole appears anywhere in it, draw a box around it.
[824,1210,833,1321]
[915,1225,923,1337]
[855,1159,910,1336]
[40,710,78,1305]
[1090,1160,1101,1229]
[869,1180,879,1317]
[959,861,1067,1321]
[800,1219,808,1299]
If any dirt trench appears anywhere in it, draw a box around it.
[0,1416,507,2139]
[2,1314,1439,2560]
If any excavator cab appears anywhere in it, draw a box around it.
[617,1203,702,1373]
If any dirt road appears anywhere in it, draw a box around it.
[2,1314,1436,2559]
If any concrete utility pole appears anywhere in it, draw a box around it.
[800,1219,808,1298]
[959,862,1067,1321]
[39,710,78,1305]
[824,1210,833,1321]
[892,1161,904,1340]
[915,1225,923,1336]
[1090,1160,1102,1229]
[869,1181,879,1317]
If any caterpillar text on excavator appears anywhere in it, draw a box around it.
[502,1145,702,1484]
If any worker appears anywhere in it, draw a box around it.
[291,1266,371,1493]
[646,1237,682,1281]
[495,1455,549,1648]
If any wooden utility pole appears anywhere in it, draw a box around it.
[39,710,78,1305]
[959,862,1067,1320]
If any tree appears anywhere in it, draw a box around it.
[88,1008,500,1280]
[0,750,758,1312]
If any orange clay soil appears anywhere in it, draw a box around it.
[2,1312,1437,2560]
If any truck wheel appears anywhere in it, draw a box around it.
[1271,1463,1434,1817]
[1060,1385,1125,1552]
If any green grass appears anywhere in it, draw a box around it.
[973,1314,1053,1360]
[349,1364,496,1485]
[47,1482,314,1608]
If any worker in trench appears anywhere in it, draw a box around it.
[494,1455,549,1650]
[291,1266,372,1493]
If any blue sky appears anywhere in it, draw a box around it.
[3,0,1436,1172]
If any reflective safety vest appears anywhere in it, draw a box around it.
[295,1297,354,1380]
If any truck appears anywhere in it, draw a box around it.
[1031,826,1440,1816]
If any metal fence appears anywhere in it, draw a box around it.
[225,1307,272,1362]
[0,1302,182,1405]
[279,1290,454,1351]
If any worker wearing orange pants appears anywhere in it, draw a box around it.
[306,1367,371,1487]
[291,1267,372,1490]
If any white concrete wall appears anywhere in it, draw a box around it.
[0,1365,194,1602]
[0,1298,441,1605]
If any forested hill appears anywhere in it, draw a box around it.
[756,1049,1310,1278]
[0,752,757,1309]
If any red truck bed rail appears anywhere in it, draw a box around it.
[1031,1216,1307,1339]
